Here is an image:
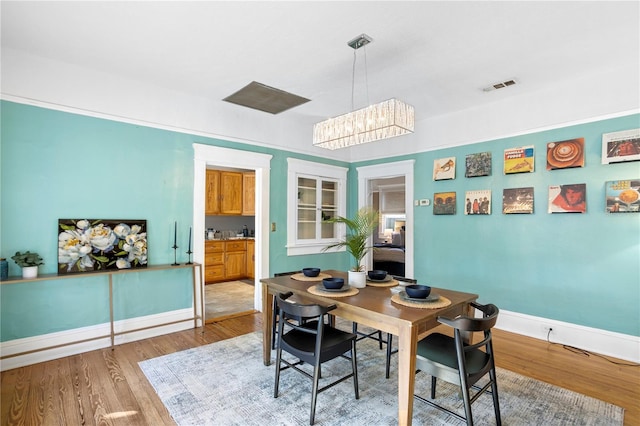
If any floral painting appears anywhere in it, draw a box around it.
[58,219,147,274]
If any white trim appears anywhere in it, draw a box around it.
[496,309,640,363]
[357,160,415,277]
[193,144,272,316]
[0,308,194,371]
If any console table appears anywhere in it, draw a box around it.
[0,263,203,360]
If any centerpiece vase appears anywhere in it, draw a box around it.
[348,270,367,288]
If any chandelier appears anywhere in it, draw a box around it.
[313,34,415,150]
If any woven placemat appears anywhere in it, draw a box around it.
[366,279,398,288]
[390,293,451,309]
[307,284,359,298]
[290,272,332,282]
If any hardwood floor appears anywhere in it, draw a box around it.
[1,313,638,425]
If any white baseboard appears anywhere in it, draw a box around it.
[0,309,195,371]
[2,308,638,371]
[496,310,640,363]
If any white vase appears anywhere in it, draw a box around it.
[348,270,367,288]
[22,266,38,279]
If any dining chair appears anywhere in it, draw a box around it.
[352,275,417,378]
[274,292,359,425]
[413,301,501,426]
[271,271,301,349]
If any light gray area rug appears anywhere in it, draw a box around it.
[139,332,623,425]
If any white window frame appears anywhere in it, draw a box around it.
[287,158,347,256]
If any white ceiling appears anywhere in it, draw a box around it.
[2,1,639,160]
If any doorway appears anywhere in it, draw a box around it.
[357,160,414,278]
[193,144,272,326]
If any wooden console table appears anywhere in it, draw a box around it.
[0,263,203,359]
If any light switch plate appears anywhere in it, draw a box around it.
[420,199,430,206]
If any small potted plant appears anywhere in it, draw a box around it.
[323,207,379,288]
[11,251,44,279]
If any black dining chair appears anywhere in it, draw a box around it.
[413,301,501,426]
[271,271,301,349]
[352,275,417,378]
[274,292,359,425]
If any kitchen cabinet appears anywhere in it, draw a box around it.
[205,170,243,215]
[205,170,221,215]
[242,172,255,216]
[205,240,248,283]
[246,239,255,279]
[204,241,225,282]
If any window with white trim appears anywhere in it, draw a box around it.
[287,158,347,256]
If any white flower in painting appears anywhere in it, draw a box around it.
[58,229,93,271]
[113,223,131,239]
[123,232,148,265]
[76,220,91,231]
[89,224,116,252]
[115,258,130,269]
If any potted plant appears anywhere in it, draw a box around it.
[323,207,379,288]
[11,251,44,279]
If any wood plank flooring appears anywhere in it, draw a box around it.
[1,313,638,425]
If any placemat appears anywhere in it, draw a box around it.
[366,278,398,288]
[390,293,451,309]
[307,284,359,297]
[290,272,332,282]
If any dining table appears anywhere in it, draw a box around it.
[260,270,478,426]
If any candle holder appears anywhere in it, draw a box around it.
[186,248,193,265]
[172,243,180,266]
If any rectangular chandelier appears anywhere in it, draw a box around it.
[313,98,415,150]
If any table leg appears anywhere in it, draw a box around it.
[109,274,114,349]
[397,324,418,426]
[262,283,273,366]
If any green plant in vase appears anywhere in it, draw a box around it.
[11,251,44,279]
[323,207,379,287]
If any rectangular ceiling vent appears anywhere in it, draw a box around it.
[483,79,517,92]
[223,81,310,114]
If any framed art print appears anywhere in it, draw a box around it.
[58,219,148,274]
[502,187,534,214]
[504,146,534,174]
[602,128,640,164]
[548,183,586,213]
[433,157,456,180]
[547,138,585,170]
[465,152,492,177]
[433,192,456,215]
[605,179,640,213]
[465,190,491,215]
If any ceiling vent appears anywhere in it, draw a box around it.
[223,81,310,114]
[483,79,517,92]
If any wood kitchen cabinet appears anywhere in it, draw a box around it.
[205,170,243,215]
[205,240,247,283]
[242,172,255,216]
[223,240,246,280]
[204,240,225,282]
[246,239,255,279]
[205,170,221,215]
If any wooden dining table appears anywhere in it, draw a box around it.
[260,270,478,426]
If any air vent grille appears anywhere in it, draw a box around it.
[483,79,517,92]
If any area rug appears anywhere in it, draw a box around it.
[139,332,623,425]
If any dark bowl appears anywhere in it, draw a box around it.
[368,270,387,280]
[302,267,321,277]
[322,277,345,290]
[405,284,431,299]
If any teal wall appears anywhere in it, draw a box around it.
[1,101,638,340]
[0,101,349,341]
[352,114,640,335]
